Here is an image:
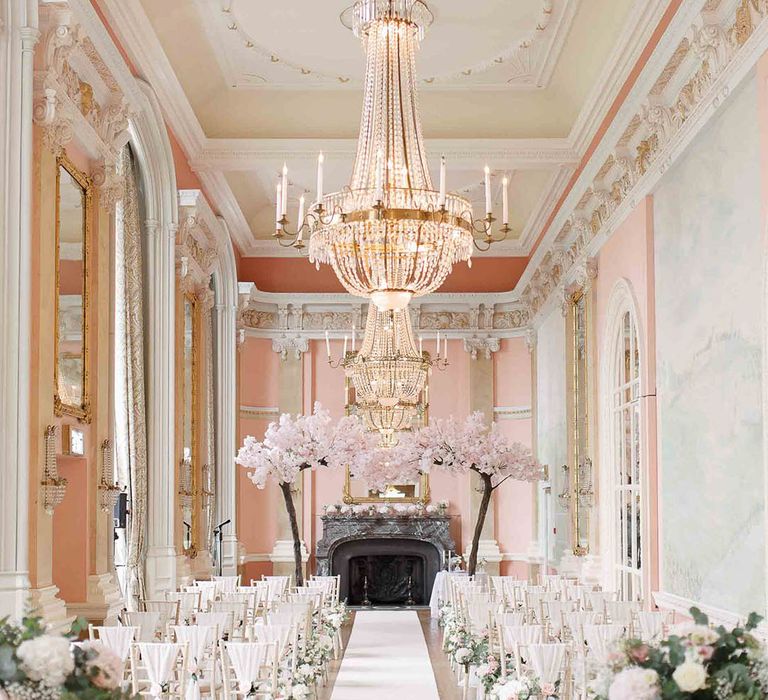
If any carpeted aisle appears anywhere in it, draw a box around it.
[330,610,440,699]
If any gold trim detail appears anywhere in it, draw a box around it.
[54,153,92,423]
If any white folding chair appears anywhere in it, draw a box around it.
[170,625,219,698]
[220,641,279,699]
[584,623,625,663]
[141,600,180,629]
[166,590,202,623]
[636,611,668,642]
[195,611,235,641]
[213,575,241,594]
[130,641,188,698]
[516,643,571,697]
[208,600,249,638]
[88,625,138,687]
[122,611,162,642]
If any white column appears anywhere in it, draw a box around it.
[144,219,178,597]
[0,0,38,620]
[214,302,238,575]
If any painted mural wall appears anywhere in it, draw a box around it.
[535,305,569,564]
[653,72,765,615]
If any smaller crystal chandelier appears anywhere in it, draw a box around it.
[329,303,447,445]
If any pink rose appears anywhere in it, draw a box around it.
[629,644,650,663]
[698,645,714,661]
[541,682,556,696]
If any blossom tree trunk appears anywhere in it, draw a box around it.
[468,471,494,576]
[279,481,304,586]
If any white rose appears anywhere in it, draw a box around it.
[672,661,708,692]
[454,647,471,664]
[608,667,660,700]
[16,635,74,688]
[291,683,310,699]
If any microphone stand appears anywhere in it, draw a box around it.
[213,519,231,576]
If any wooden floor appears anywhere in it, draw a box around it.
[319,609,460,700]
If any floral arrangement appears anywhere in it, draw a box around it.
[439,602,559,699]
[322,501,449,518]
[0,616,129,699]
[589,607,768,699]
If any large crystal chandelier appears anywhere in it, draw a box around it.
[274,0,510,311]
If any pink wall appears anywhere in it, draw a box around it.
[235,336,539,572]
[237,338,280,581]
[594,196,659,599]
[494,338,534,576]
[52,457,89,602]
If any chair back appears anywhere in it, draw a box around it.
[122,611,162,642]
[220,641,278,699]
[584,623,625,662]
[88,625,138,663]
[141,600,180,628]
[563,611,602,646]
[195,611,235,640]
[213,575,241,594]
[130,641,188,698]
[166,590,201,622]
[636,611,666,642]
[516,642,569,687]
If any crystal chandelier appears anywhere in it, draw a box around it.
[274,0,510,310]
[343,304,429,407]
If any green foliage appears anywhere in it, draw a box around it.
[591,607,768,700]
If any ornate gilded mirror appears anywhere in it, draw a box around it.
[569,290,593,555]
[54,155,91,422]
[180,294,198,556]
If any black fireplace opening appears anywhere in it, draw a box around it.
[331,537,441,606]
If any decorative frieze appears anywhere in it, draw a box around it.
[34,4,134,207]
[521,0,768,321]
[176,190,222,295]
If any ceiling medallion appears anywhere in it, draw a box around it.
[272,0,511,310]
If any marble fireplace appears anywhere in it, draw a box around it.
[316,515,454,605]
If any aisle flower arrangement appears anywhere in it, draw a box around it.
[588,607,768,699]
[439,601,559,699]
[322,501,449,518]
[0,616,128,699]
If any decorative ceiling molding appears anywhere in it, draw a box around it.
[237,282,529,340]
[199,0,577,91]
[522,0,768,325]
[94,0,672,264]
[191,137,579,171]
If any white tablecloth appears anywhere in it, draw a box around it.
[429,571,468,618]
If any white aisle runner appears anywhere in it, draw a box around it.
[330,610,440,700]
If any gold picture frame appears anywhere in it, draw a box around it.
[54,153,92,423]
[180,292,200,558]
[568,288,591,556]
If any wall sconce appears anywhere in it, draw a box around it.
[98,438,121,513]
[179,457,193,509]
[41,425,67,515]
[557,464,570,511]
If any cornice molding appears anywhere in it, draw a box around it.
[494,406,534,420]
[522,0,768,324]
[237,282,530,340]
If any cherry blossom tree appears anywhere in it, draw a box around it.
[412,412,545,575]
[236,402,374,585]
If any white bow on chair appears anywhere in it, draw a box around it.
[139,643,181,699]
[172,626,215,700]
[225,642,269,696]
[525,643,567,686]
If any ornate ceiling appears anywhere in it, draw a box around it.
[118,0,669,258]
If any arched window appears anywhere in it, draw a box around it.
[611,307,642,600]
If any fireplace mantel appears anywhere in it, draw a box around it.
[316,515,455,576]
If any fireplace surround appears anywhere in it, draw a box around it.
[316,515,454,605]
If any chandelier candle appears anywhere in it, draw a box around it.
[271,0,509,309]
